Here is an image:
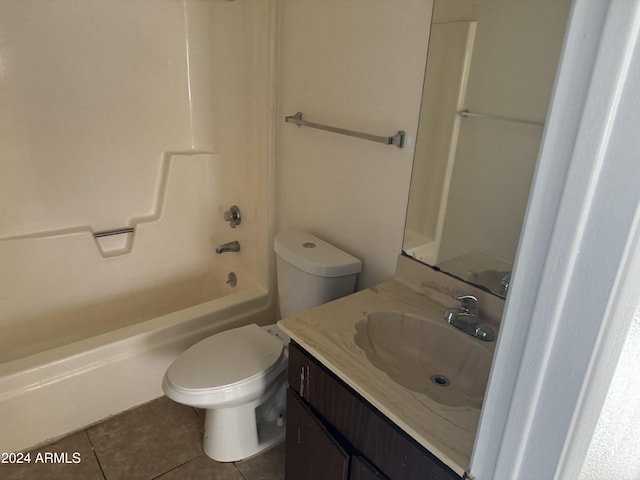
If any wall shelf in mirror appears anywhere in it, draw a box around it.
[457,109,544,127]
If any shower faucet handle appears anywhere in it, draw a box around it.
[223,205,241,228]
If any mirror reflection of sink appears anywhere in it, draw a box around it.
[467,269,510,297]
[354,311,493,409]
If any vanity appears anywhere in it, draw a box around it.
[278,256,503,480]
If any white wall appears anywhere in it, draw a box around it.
[276,0,432,288]
[191,0,276,294]
[579,309,640,479]
[0,0,192,237]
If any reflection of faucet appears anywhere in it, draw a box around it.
[444,294,495,341]
[215,240,240,254]
[500,272,511,295]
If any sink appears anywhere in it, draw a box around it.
[354,311,493,409]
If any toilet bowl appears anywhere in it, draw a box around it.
[162,231,361,462]
[163,323,289,462]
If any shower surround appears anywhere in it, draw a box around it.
[0,0,276,452]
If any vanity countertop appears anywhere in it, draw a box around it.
[278,277,492,478]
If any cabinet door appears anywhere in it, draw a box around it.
[350,455,388,480]
[289,342,461,480]
[285,389,349,480]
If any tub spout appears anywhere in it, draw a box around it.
[215,241,240,254]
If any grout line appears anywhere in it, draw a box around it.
[234,462,249,480]
[191,406,205,421]
[149,456,199,480]
[84,430,107,480]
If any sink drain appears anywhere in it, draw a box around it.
[431,374,450,387]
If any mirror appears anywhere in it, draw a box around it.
[403,0,572,298]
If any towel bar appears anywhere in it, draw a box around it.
[93,227,135,238]
[285,112,405,148]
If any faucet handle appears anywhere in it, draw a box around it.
[453,294,479,315]
[223,205,241,228]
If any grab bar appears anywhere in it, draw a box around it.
[285,112,405,148]
[458,109,544,127]
[93,227,135,238]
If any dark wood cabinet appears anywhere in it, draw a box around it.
[351,456,389,480]
[285,341,461,480]
[285,389,349,480]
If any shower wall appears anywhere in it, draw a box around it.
[1,0,195,236]
[0,0,275,358]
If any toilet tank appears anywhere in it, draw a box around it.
[274,231,362,318]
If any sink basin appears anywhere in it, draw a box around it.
[354,311,493,409]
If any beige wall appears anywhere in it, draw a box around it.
[276,0,433,288]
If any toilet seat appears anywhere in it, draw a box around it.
[163,324,286,408]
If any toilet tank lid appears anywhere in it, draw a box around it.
[274,231,362,277]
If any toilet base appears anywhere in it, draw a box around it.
[202,374,286,462]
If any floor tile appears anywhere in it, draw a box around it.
[1,397,286,480]
[0,431,104,480]
[87,396,202,480]
[156,454,245,480]
[235,442,285,480]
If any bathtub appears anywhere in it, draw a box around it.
[0,264,273,454]
[0,145,277,452]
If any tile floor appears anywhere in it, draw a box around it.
[0,396,285,480]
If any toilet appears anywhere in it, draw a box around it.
[162,231,361,462]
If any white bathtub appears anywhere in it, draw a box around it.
[0,150,276,453]
[0,267,273,453]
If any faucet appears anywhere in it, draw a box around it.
[215,240,240,254]
[444,294,495,341]
[500,272,511,296]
